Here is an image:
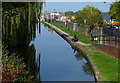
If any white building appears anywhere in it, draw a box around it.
[50,12,60,19]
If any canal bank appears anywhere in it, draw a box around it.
[29,23,96,81]
[44,22,119,82]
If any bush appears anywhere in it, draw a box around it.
[2,47,33,82]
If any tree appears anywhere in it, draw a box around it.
[64,11,75,15]
[75,5,103,34]
[75,10,85,25]
[109,1,120,21]
[2,2,43,47]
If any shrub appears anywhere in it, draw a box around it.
[2,47,33,82]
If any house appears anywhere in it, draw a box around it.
[40,14,45,22]
[101,12,111,22]
[66,15,76,22]
[50,9,60,19]
[55,14,65,21]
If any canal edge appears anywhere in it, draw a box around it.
[44,22,98,82]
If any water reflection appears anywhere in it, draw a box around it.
[82,62,94,76]
[35,53,41,81]
[31,23,95,81]
[43,24,54,35]
[74,53,94,76]
[75,53,84,61]
[37,22,41,34]
[3,21,95,81]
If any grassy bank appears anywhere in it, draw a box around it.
[50,23,92,44]
[74,43,118,81]
[49,22,119,81]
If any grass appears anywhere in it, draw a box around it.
[50,23,92,44]
[49,22,119,81]
[74,43,118,81]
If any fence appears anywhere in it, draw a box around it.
[103,28,120,36]
[92,28,120,48]
[53,21,88,35]
[53,21,120,48]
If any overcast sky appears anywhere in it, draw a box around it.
[42,2,112,13]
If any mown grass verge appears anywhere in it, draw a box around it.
[74,43,118,81]
[49,22,119,81]
[50,23,92,44]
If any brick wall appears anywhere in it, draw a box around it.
[93,44,120,60]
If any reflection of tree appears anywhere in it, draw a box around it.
[43,23,47,28]
[44,23,54,35]
[35,53,41,81]
[2,2,43,82]
[82,61,94,76]
[47,27,54,35]
[38,23,41,34]
[75,53,94,76]
[75,53,84,61]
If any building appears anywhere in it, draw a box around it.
[50,9,60,19]
[102,12,111,22]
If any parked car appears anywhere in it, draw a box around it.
[106,24,119,29]
[106,24,112,28]
[114,23,120,29]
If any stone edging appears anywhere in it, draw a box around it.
[44,22,98,82]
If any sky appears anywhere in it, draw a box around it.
[0,0,113,13]
[42,2,112,13]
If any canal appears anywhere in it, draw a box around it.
[28,22,95,81]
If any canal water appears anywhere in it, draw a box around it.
[29,23,95,81]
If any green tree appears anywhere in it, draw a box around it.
[64,11,75,15]
[2,2,43,47]
[109,1,120,21]
[75,5,103,34]
[2,2,44,81]
[75,10,86,25]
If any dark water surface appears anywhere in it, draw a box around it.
[29,23,95,81]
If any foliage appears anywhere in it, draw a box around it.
[1,2,44,82]
[75,5,103,31]
[2,2,43,47]
[0,43,2,81]
[64,11,75,15]
[2,46,33,81]
[109,1,120,21]
[75,10,86,25]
